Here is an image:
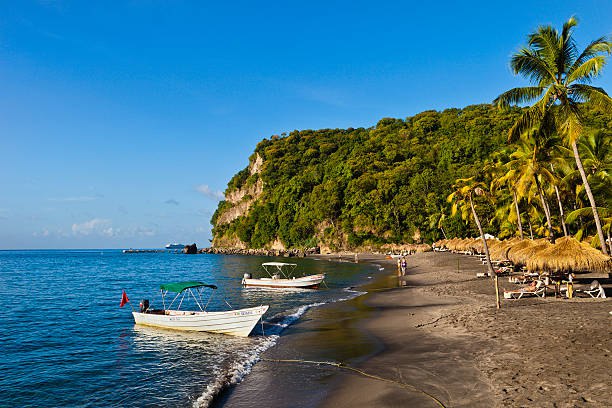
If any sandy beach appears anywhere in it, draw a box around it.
[217,251,611,408]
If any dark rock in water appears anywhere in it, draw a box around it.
[183,243,198,254]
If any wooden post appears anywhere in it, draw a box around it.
[494,275,501,309]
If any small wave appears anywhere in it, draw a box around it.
[193,287,368,407]
[193,335,278,408]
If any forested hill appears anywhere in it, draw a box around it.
[210,104,610,251]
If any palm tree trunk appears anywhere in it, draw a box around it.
[553,184,568,237]
[512,190,524,239]
[571,141,608,255]
[607,229,611,255]
[469,194,500,309]
[440,226,448,239]
[550,164,568,237]
[534,176,555,242]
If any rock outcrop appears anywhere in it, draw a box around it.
[183,243,198,254]
[200,247,320,257]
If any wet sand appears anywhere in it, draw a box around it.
[217,252,611,408]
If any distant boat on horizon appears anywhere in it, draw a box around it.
[165,243,185,249]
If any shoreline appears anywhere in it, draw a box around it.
[215,251,611,407]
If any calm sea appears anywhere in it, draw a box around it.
[0,250,378,407]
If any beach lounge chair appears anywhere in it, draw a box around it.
[503,280,546,299]
[578,280,607,298]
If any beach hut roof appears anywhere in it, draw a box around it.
[489,237,521,261]
[526,237,611,274]
[507,239,551,266]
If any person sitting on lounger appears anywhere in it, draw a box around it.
[523,280,538,292]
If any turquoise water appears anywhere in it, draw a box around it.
[0,250,377,407]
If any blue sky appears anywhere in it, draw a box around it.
[1,1,610,249]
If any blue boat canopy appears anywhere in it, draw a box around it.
[159,281,217,293]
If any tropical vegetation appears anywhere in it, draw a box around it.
[211,18,611,254]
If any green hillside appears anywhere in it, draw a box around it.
[211,104,611,251]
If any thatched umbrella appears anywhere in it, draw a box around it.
[446,238,462,251]
[527,237,611,274]
[478,238,501,256]
[489,237,521,261]
[414,244,433,253]
[507,239,551,266]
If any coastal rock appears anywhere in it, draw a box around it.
[199,247,309,258]
[183,243,198,254]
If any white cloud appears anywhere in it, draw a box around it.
[33,228,50,237]
[71,218,110,235]
[196,185,225,201]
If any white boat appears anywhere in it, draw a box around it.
[165,243,185,249]
[131,281,269,337]
[241,262,325,289]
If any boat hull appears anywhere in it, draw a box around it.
[242,274,325,289]
[132,305,269,337]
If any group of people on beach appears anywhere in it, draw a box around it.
[397,256,408,275]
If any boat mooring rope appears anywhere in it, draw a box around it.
[261,358,447,408]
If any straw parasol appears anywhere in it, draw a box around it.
[489,237,522,261]
[507,239,551,266]
[526,237,611,274]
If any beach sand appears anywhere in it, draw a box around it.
[216,252,611,408]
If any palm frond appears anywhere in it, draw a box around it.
[559,16,579,73]
[557,101,584,144]
[566,206,610,224]
[569,84,612,109]
[508,105,545,142]
[567,36,612,77]
[494,86,545,108]
[566,55,608,84]
[510,48,556,85]
[528,26,560,68]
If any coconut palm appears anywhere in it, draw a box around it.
[488,156,525,239]
[448,177,500,308]
[505,137,562,240]
[494,16,612,255]
[566,130,612,207]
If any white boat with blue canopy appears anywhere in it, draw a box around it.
[132,281,268,337]
[241,262,326,289]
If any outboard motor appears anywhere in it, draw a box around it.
[139,299,150,313]
[242,273,251,285]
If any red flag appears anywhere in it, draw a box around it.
[119,290,130,308]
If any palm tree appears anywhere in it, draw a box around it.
[485,150,524,239]
[448,177,500,308]
[564,130,612,251]
[494,16,612,255]
[505,138,561,240]
[488,156,525,239]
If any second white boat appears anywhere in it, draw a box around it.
[242,262,326,289]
